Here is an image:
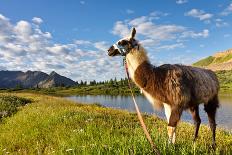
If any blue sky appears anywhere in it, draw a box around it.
[0,0,232,81]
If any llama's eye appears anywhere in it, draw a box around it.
[118,40,128,46]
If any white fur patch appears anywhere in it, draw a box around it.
[125,47,148,81]
[163,103,171,123]
[126,56,140,80]
[143,90,155,106]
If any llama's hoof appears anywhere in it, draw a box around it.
[210,143,216,150]
[168,139,175,145]
[193,138,197,142]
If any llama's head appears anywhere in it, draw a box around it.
[108,27,139,56]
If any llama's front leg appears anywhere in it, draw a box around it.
[163,103,176,144]
[167,126,176,144]
[167,106,182,144]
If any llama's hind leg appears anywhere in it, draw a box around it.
[167,106,182,144]
[190,105,201,142]
[204,95,219,148]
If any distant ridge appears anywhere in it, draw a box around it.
[0,70,76,88]
[193,48,232,71]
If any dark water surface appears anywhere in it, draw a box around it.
[65,94,232,131]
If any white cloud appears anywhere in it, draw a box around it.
[0,14,9,21]
[113,17,185,44]
[0,13,124,82]
[176,0,188,4]
[32,17,43,24]
[200,44,205,48]
[221,2,232,16]
[112,13,208,50]
[14,20,32,36]
[149,11,169,18]
[126,9,134,14]
[157,43,185,50]
[80,1,85,5]
[74,39,91,45]
[0,66,6,70]
[46,44,73,55]
[181,29,209,38]
[215,18,229,27]
[94,41,109,51]
[224,34,231,38]
[185,9,213,21]
[111,21,130,38]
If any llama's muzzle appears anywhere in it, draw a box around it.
[107,45,121,56]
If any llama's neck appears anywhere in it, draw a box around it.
[126,46,150,84]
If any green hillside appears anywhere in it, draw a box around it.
[193,53,232,67]
[193,56,215,67]
[192,49,232,92]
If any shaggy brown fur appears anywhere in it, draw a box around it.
[133,61,219,109]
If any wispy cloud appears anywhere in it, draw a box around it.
[181,29,209,38]
[113,17,184,43]
[32,17,43,24]
[74,40,91,45]
[112,21,130,38]
[224,34,231,38]
[157,43,185,50]
[215,18,229,27]
[126,9,134,14]
[221,2,232,16]
[185,9,213,21]
[80,1,85,5]
[112,12,209,51]
[176,0,188,4]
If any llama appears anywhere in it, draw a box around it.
[107,28,219,147]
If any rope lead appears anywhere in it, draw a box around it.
[124,60,160,155]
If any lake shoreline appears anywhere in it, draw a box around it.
[65,94,232,131]
[2,88,232,98]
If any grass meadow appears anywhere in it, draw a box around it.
[0,93,231,154]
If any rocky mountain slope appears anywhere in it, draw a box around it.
[0,70,76,88]
[193,48,232,71]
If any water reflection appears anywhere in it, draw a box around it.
[66,94,232,131]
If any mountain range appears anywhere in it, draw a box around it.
[193,48,232,71]
[0,70,76,88]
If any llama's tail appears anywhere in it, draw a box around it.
[204,94,219,114]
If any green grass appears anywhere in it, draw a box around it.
[0,83,140,96]
[216,70,232,92]
[0,93,231,154]
[213,53,232,64]
[193,54,232,67]
[193,60,232,93]
[52,84,140,96]
[193,56,215,67]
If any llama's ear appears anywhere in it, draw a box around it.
[129,27,136,40]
